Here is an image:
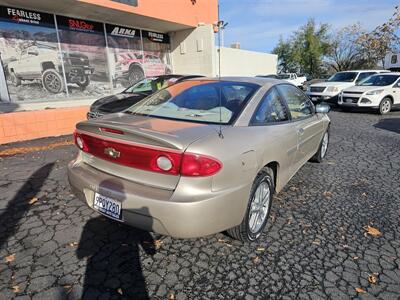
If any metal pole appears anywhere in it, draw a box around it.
[53,14,69,97]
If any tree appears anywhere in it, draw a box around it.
[272,19,331,77]
[356,6,400,67]
[272,37,298,73]
[326,24,367,71]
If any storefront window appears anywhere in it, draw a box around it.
[0,6,66,102]
[56,16,111,98]
[106,24,143,88]
[141,30,172,78]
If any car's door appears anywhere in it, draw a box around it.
[250,87,298,185]
[20,46,39,78]
[276,84,324,170]
[392,78,400,104]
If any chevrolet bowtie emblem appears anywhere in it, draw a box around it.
[104,147,120,158]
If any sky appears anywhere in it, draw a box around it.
[218,0,399,53]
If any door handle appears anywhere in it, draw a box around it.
[298,128,305,135]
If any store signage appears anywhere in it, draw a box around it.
[142,30,170,44]
[106,24,140,39]
[56,15,103,34]
[0,5,54,26]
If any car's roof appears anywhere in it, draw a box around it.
[338,70,389,73]
[186,76,288,87]
[370,72,400,76]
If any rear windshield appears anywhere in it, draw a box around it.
[358,74,400,86]
[126,80,259,124]
[328,72,358,82]
[277,74,291,79]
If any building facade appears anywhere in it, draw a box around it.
[0,0,276,144]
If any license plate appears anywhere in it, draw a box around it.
[84,70,92,75]
[346,98,353,103]
[93,193,122,221]
[311,97,318,101]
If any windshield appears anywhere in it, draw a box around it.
[277,74,291,79]
[126,80,259,124]
[124,76,181,94]
[328,72,358,82]
[358,74,400,86]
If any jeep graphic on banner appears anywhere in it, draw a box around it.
[105,23,143,87]
[0,5,68,102]
[56,15,111,97]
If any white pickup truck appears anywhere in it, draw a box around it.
[277,73,307,88]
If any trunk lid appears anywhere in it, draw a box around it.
[76,114,217,190]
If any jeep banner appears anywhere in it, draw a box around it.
[106,23,144,88]
[56,15,111,98]
[0,5,67,102]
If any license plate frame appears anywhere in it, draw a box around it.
[345,98,353,103]
[84,70,92,75]
[93,192,122,221]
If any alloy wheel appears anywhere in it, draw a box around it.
[248,181,271,234]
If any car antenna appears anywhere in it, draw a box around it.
[217,4,228,139]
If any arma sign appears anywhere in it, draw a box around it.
[106,24,140,39]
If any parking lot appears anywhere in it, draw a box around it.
[0,109,400,300]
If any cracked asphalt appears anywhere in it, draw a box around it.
[1,110,400,300]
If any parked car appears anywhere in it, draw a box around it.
[87,74,203,119]
[385,52,400,72]
[113,52,172,87]
[338,72,400,114]
[8,43,94,93]
[276,73,307,88]
[256,74,278,79]
[306,70,389,104]
[69,77,330,242]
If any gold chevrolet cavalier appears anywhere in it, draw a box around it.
[68,77,330,241]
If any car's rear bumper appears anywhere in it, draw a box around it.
[67,159,250,238]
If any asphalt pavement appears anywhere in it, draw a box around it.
[0,110,399,300]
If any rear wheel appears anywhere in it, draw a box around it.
[379,97,392,115]
[128,65,145,86]
[42,69,64,93]
[311,129,329,163]
[227,167,274,242]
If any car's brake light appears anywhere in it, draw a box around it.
[73,133,222,177]
[99,127,124,135]
[180,153,222,177]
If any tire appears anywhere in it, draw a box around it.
[227,167,274,242]
[10,72,21,87]
[76,76,90,91]
[378,97,392,115]
[128,65,145,86]
[311,129,329,163]
[42,69,64,94]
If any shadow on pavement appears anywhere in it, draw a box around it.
[374,118,400,134]
[77,179,155,300]
[0,163,54,249]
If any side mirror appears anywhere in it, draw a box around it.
[315,104,330,114]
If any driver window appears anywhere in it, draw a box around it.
[251,87,289,125]
[276,84,313,120]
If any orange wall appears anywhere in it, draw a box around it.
[0,107,88,144]
[78,0,218,27]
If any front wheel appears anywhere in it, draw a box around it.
[227,167,274,242]
[128,65,145,86]
[378,97,392,115]
[42,69,64,94]
[76,76,90,91]
[311,129,329,163]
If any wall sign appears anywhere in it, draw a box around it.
[0,5,54,27]
[56,15,103,34]
[142,30,170,44]
[105,24,140,39]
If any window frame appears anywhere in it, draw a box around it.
[249,86,291,126]
[275,84,315,122]
[391,55,398,64]
[356,72,376,84]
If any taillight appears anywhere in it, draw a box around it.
[99,127,124,135]
[181,153,222,177]
[74,133,222,177]
[74,131,88,151]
